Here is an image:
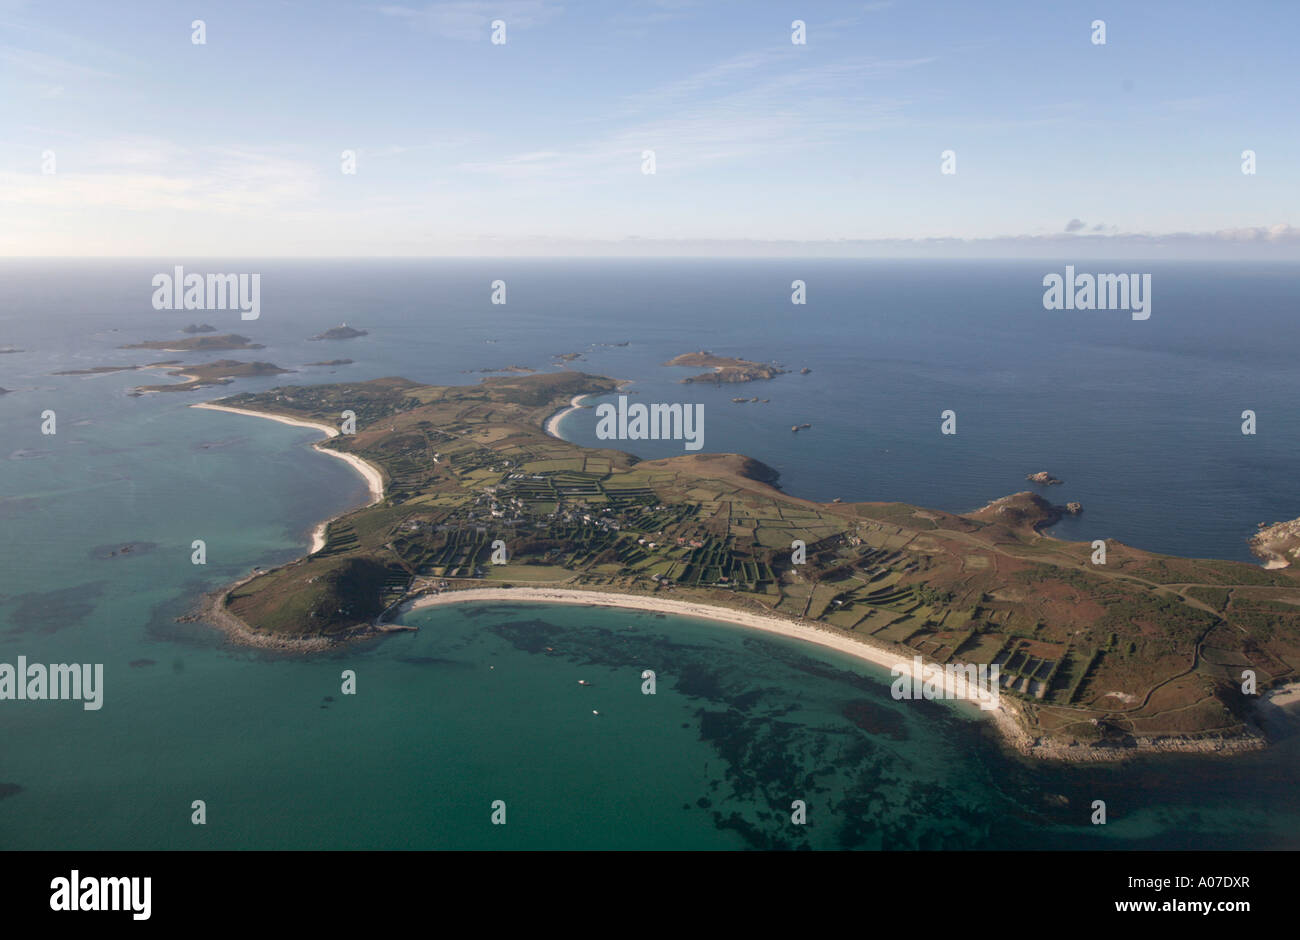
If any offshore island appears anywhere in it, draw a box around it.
[192,371,1300,761]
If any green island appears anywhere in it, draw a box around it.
[197,371,1300,759]
[133,360,291,393]
[53,357,292,393]
[122,333,264,352]
[664,351,787,384]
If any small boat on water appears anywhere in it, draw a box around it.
[592,710,600,716]
[578,680,591,686]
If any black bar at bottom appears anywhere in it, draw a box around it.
[0,850,1280,927]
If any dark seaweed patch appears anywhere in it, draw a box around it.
[842,700,909,740]
[89,541,158,560]
[5,581,108,635]
[477,608,1004,849]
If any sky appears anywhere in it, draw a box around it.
[0,0,1296,257]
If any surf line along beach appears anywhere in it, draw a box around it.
[396,587,1026,739]
[190,402,385,552]
[544,393,591,438]
[543,382,638,441]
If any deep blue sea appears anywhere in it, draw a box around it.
[2,258,1299,849]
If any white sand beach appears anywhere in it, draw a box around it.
[544,394,589,439]
[1265,679,1300,708]
[405,586,905,666]
[191,402,385,552]
[194,401,345,438]
[400,585,1026,740]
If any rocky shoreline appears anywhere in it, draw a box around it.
[186,571,415,652]
[1250,516,1300,568]
[1015,727,1267,762]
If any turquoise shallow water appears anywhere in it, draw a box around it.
[8,578,1300,849]
[4,260,1300,849]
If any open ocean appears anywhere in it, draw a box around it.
[3,258,1300,849]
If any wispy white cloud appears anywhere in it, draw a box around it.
[462,52,926,184]
[83,136,189,170]
[362,136,481,159]
[0,142,320,213]
[1214,223,1299,242]
[376,0,562,41]
[607,0,702,34]
[618,50,789,113]
[0,45,118,80]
